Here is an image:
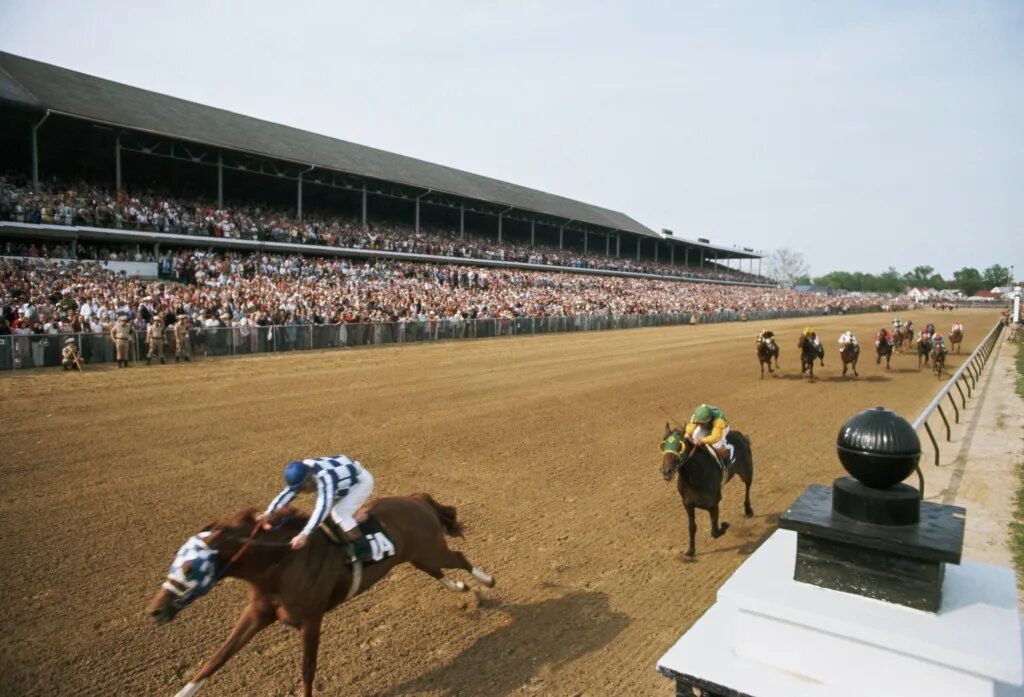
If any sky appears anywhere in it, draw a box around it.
[1,1,1021,278]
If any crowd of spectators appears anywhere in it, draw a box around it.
[1,248,897,341]
[1,176,772,284]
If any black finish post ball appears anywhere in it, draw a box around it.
[836,406,921,489]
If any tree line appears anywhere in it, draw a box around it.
[765,249,1013,295]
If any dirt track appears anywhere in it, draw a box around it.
[0,309,1002,697]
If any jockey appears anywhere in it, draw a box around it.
[933,331,945,346]
[838,331,858,348]
[258,455,376,562]
[918,329,932,343]
[684,404,735,466]
[877,328,893,345]
[802,326,822,348]
[952,321,963,333]
[757,329,775,345]
[893,317,903,329]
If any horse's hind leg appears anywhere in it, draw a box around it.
[853,359,858,377]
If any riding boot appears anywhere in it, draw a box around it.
[349,535,374,563]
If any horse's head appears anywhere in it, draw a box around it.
[660,424,691,481]
[146,507,263,625]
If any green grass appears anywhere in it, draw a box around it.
[1012,342,1024,586]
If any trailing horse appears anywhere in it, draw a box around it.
[660,425,754,558]
[932,342,947,378]
[756,336,780,378]
[875,329,894,370]
[147,495,495,697]
[895,322,914,353]
[949,327,964,353]
[839,341,859,377]
[797,333,825,379]
[917,335,933,369]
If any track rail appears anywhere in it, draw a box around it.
[911,320,1005,492]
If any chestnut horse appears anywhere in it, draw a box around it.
[932,341,947,378]
[660,425,754,557]
[875,329,894,370]
[147,495,495,697]
[949,327,964,353]
[756,336,780,378]
[895,322,914,353]
[797,333,825,378]
[839,340,860,377]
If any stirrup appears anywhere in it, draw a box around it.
[348,536,374,564]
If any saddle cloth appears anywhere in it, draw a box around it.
[319,515,397,565]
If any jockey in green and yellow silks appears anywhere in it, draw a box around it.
[684,404,735,466]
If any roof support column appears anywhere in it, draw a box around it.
[31,111,49,192]
[605,234,610,256]
[654,242,658,263]
[559,226,564,250]
[71,239,77,258]
[758,258,762,276]
[584,230,588,254]
[700,251,704,268]
[115,133,122,192]
[616,233,620,257]
[415,198,421,233]
[459,203,464,238]
[497,212,502,242]
[217,153,224,207]
[361,184,367,228]
[297,177,303,220]
[671,245,675,266]
[637,238,641,261]
[685,248,689,267]
[530,220,535,246]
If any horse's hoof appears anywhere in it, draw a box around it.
[471,568,496,588]
[745,507,754,518]
[684,549,696,559]
[712,523,730,538]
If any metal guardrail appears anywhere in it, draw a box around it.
[911,320,1005,478]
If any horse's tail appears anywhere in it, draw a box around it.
[415,493,464,537]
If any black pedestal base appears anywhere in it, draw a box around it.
[794,532,945,611]
[780,484,965,613]
[832,476,920,525]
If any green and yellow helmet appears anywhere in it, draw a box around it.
[693,404,714,424]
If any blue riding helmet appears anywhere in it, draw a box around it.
[284,461,310,490]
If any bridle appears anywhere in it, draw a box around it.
[161,521,264,608]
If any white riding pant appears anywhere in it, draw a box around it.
[330,469,374,532]
[691,425,734,462]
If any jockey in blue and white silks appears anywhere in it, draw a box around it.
[259,455,375,561]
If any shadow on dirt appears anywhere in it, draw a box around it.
[375,590,629,697]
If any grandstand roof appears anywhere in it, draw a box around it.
[0,51,660,239]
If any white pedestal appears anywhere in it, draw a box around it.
[657,530,1024,697]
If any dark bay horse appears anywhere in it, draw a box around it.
[660,425,754,557]
[932,341,947,378]
[950,327,964,353]
[917,334,933,369]
[797,333,825,378]
[839,340,860,377]
[875,329,894,370]
[147,495,495,697]
[756,336,780,378]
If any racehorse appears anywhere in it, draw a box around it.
[895,322,914,353]
[797,333,825,378]
[839,340,860,377]
[875,329,894,370]
[756,336,780,378]
[917,334,933,369]
[949,327,964,353]
[932,341,947,378]
[660,424,754,558]
[147,495,495,697]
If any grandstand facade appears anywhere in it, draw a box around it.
[0,51,761,277]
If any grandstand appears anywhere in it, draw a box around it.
[0,51,763,281]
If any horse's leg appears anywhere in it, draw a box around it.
[300,614,323,697]
[709,504,729,538]
[853,358,858,377]
[436,548,496,588]
[684,502,697,558]
[743,476,754,517]
[176,607,274,697]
